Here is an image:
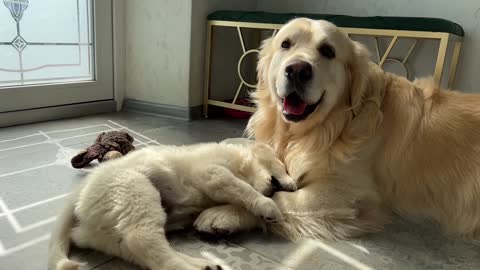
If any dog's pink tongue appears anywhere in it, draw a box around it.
[283,94,307,115]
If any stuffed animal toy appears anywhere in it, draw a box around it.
[71,131,135,168]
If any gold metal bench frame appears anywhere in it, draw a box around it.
[203,20,463,117]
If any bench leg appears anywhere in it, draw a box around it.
[433,33,449,87]
[203,23,214,118]
[447,41,462,89]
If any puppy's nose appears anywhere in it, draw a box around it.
[285,61,312,84]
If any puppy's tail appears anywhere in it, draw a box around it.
[268,207,388,241]
[48,194,83,270]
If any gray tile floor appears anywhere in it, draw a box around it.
[1,111,480,270]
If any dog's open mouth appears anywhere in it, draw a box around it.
[282,91,324,122]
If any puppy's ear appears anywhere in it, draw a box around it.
[347,41,370,116]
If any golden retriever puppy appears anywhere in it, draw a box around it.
[48,140,296,270]
[194,18,480,240]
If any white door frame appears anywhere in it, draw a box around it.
[0,0,117,127]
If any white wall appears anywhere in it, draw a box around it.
[125,0,192,107]
[124,0,258,108]
[256,0,480,92]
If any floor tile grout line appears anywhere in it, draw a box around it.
[104,124,149,146]
[0,124,111,149]
[17,216,58,233]
[310,240,375,270]
[122,109,187,121]
[0,141,49,152]
[145,140,160,145]
[107,120,160,144]
[0,132,67,233]
[230,239,374,270]
[0,239,5,254]
[225,240,296,269]
[1,124,159,153]
[0,197,22,233]
[38,131,50,140]
[0,133,42,143]
[0,122,160,179]
[0,163,55,179]
[106,125,148,146]
[0,233,51,257]
[252,239,318,270]
[0,130,113,152]
[48,129,76,168]
[44,124,109,134]
[0,121,164,258]
[0,193,70,217]
[53,130,115,142]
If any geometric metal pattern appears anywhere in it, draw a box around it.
[233,27,260,105]
[372,36,417,79]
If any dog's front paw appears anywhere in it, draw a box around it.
[251,197,282,223]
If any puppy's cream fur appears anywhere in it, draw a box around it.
[48,140,296,270]
[195,18,480,240]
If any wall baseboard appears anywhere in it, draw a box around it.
[122,99,202,121]
[0,100,116,128]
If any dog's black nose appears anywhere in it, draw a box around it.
[285,61,312,84]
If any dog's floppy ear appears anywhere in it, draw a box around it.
[347,41,370,116]
[256,37,273,88]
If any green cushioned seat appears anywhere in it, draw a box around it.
[208,10,464,37]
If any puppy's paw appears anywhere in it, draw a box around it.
[177,253,223,270]
[251,197,282,223]
[194,206,248,236]
[189,257,223,270]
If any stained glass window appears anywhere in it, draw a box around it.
[0,0,94,87]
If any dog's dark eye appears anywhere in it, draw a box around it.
[281,40,291,49]
[318,43,335,59]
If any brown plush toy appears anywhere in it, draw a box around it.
[71,131,135,168]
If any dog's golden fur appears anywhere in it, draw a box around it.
[196,18,480,240]
[249,18,480,239]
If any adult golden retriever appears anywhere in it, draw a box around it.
[194,18,480,240]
